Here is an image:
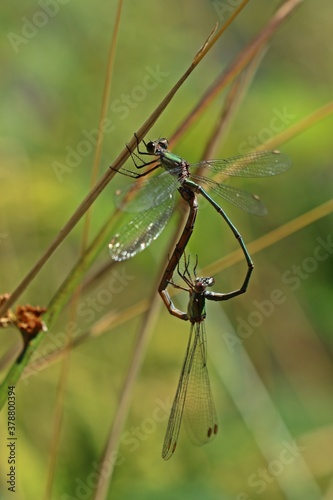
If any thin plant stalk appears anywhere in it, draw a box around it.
[43,3,124,498]
[67,0,301,302]
[256,100,333,151]
[201,47,268,159]
[13,92,333,395]
[22,196,333,379]
[0,17,232,318]
[93,8,256,495]
[171,0,303,146]
[0,24,232,408]
[92,223,186,499]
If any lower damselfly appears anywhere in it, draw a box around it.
[162,254,248,460]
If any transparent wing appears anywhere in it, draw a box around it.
[109,194,175,261]
[114,169,179,213]
[189,150,291,177]
[184,321,218,446]
[192,176,267,215]
[162,324,196,460]
[162,321,217,460]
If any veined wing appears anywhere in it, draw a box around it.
[192,175,267,215]
[162,321,218,460]
[162,325,196,460]
[184,321,218,446]
[109,194,175,261]
[114,169,180,213]
[190,150,291,177]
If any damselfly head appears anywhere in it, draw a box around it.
[194,276,215,292]
[146,138,169,155]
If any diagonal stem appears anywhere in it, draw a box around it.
[0,23,231,318]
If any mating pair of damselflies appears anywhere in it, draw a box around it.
[108,135,291,459]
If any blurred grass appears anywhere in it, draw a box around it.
[1,1,333,499]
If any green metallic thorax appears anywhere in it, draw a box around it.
[160,151,184,171]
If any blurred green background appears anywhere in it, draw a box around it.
[1,1,333,499]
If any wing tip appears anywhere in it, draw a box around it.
[162,440,177,461]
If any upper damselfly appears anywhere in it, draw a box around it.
[109,136,291,266]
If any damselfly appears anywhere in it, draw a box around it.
[162,255,248,460]
[109,136,291,270]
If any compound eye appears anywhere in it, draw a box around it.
[194,277,206,292]
[146,141,156,154]
[159,138,169,150]
[207,277,215,287]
